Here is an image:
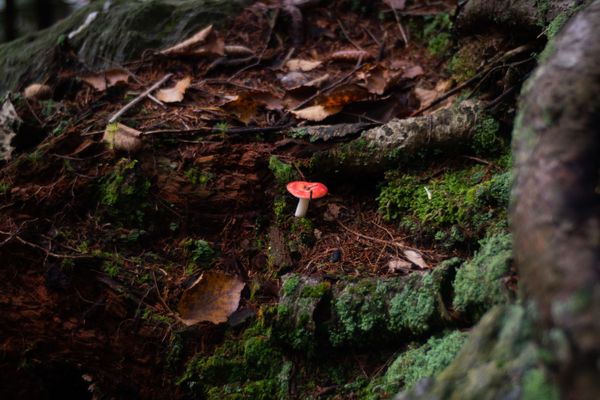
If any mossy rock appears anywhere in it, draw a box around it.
[276,264,455,351]
[396,304,558,400]
[0,0,249,95]
[453,233,513,320]
[273,274,332,353]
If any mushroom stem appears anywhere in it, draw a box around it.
[294,198,310,217]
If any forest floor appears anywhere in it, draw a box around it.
[0,0,534,398]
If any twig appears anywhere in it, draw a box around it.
[108,73,173,123]
[0,232,93,259]
[390,6,409,45]
[337,220,405,249]
[337,18,364,51]
[228,9,280,81]
[411,45,534,116]
[151,270,185,325]
[142,122,292,137]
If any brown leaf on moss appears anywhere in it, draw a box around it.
[177,270,245,325]
[80,69,129,91]
[155,76,192,103]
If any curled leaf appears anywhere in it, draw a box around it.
[403,249,430,269]
[292,104,342,121]
[155,76,192,103]
[178,270,245,325]
[80,69,130,91]
[102,122,142,152]
[329,49,372,62]
[23,83,52,100]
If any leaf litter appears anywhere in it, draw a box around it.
[0,0,463,395]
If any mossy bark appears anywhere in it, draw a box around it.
[512,0,600,397]
[0,0,249,95]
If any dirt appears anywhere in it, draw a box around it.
[0,0,514,398]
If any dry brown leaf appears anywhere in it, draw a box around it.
[414,87,439,109]
[23,83,52,100]
[291,84,369,121]
[402,65,424,79]
[403,249,430,269]
[161,25,224,57]
[292,105,342,121]
[221,91,283,124]
[80,69,130,91]
[155,76,192,103]
[102,122,142,152]
[388,258,412,273]
[178,270,245,325]
[357,65,403,95]
[286,58,323,72]
[329,49,372,62]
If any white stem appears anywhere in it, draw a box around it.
[294,198,310,217]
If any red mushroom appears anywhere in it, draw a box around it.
[286,181,328,217]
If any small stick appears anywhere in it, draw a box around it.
[390,6,409,45]
[108,73,173,123]
[337,18,364,51]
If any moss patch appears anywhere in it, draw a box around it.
[453,233,513,320]
[377,161,510,246]
[372,330,467,396]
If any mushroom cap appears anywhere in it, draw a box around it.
[286,181,328,199]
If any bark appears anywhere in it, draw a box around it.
[512,0,600,397]
[457,0,586,34]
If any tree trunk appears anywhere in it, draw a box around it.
[512,0,600,397]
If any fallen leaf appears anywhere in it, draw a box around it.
[286,58,322,72]
[402,65,424,79]
[356,65,403,95]
[414,87,439,109]
[384,0,406,10]
[388,257,412,273]
[102,122,142,152]
[292,105,341,121]
[23,83,52,100]
[292,84,369,121]
[155,76,192,103]
[161,25,224,57]
[178,270,245,325]
[80,69,130,91]
[403,249,430,269]
[221,91,283,124]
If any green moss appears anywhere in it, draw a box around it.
[179,318,289,399]
[99,158,151,225]
[423,14,453,56]
[448,52,477,83]
[453,233,513,319]
[269,155,296,186]
[472,115,503,155]
[185,167,212,186]
[382,331,467,394]
[522,369,560,400]
[281,274,301,296]
[301,281,330,299]
[0,181,9,195]
[388,269,446,335]
[377,163,510,245]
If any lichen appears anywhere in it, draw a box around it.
[453,233,513,320]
